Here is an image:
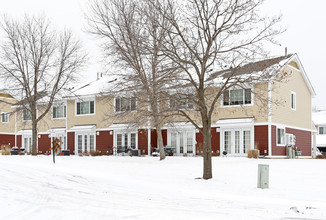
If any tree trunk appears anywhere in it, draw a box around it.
[202,122,212,179]
[32,120,38,156]
[156,126,166,160]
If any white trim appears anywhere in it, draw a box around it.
[0,132,15,135]
[69,125,96,132]
[162,122,195,130]
[268,80,272,157]
[254,122,316,133]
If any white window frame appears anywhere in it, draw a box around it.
[114,97,137,113]
[276,126,286,146]
[1,112,9,123]
[75,99,95,116]
[291,91,296,110]
[221,87,254,107]
[52,104,67,119]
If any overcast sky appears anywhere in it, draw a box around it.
[1,0,326,109]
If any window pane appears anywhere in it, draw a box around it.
[245,89,251,104]
[78,135,82,153]
[223,91,230,105]
[77,103,81,115]
[224,131,231,154]
[117,134,122,147]
[81,101,90,114]
[169,96,176,109]
[180,132,183,154]
[187,132,193,153]
[53,107,57,118]
[90,135,95,152]
[277,128,285,145]
[115,98,121,112]
[124,133,128,148]
[130,133,136,149]
[90,101,94,114]
[230,89,243,105]
[243,130,250,153]
[131,97,136,111]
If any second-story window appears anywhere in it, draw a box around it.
[169,94,194,110]
[76,100,95,115]
[115,97,136,112]
[23,109,32,121]
[1,112,9,123]
[52,105,66,119]
[223,88,252,106]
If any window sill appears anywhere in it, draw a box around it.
[221,104,254,108]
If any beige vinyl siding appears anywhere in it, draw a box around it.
[271,65,312,129]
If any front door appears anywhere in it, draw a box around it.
[223,129,251,156]
[23,136,32,153]
[77,133,95,154]
[115,132,137,153]
[169,131,194,156]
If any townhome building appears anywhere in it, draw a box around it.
[0,54,316,158]
[312,110,326,153]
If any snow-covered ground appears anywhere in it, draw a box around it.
[0,156,325,220]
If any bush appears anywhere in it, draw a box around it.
[90,151,105,156]
[247,150,253,158]
[316,155,325,159]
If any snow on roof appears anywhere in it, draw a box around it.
[69,74,118,97]
[313,110,326,125]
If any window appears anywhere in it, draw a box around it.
[23,109,32,121]
[76,100,95,115]
[115,97,136,112]
[1,113,9,123]
[277,128,285,145]
[52,105,66,119]
[319,126,326,135]
[291,92,296,110]
[169,94,194,110]
[223,88,252,106]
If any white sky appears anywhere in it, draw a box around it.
[1,0,326,109]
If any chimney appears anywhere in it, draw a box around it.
[285,47,288,56]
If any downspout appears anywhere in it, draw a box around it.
[15,111,17,147]
[147,96,151,156]
[268,80,272,157]
[65,100,68,151]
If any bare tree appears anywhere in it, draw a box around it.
[149,0,284,179]
[0,15,87,155]
[87,0,177,160]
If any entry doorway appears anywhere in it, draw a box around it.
[76,133,95,154]
[222,129,252,156]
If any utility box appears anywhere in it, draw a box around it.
[257,164,269,189]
